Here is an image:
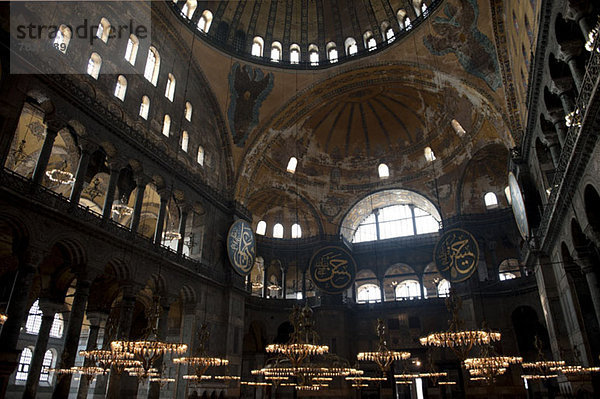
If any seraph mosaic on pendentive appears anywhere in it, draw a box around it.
[227,62,274,147]
[423,0,501,91]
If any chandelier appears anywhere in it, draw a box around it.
[79,349,139,374]
[357,318,410,374]
[265,305,329,367]
[111,296,188,379]
[112,197,133,217]
[46,161,75,185]
[0,313,7,325]
[550,365,600,375]
[520,336,563,380]
[419,289,500,360]
[565,108,582,128]
[173,323,229,380]
[164,230,182,241]
[585,16,600,52]
[49,366,105,382]
[83,177,103,201]
[464,344,522,384]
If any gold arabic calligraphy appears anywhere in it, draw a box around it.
[312,250,354,291]
[229,222,255,274]
[436,231,477,281]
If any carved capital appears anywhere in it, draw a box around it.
[558,41,583,61]
[550,77,574,95]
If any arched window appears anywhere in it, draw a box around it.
[291,223,302,238]
[395,280,422,299]
[181,0,197,19]
[181,131,189,152]
[185,102,193,121]
[144,46,160,86]
[290,44,300,64]
[397,9,408,29]
[25,300,42,334]
[114,75,127,101]
[197,10,213,33]
[308,44,319,66]
[96,18,111,43]
[53,25,71,53]
[49,313,63,338]
[165,73,176,101]
[484,192,498,209]
[15,348,32,381]
[139,96,150,119]
[499,259,521,280]
[364,31,376,51]
[271,41,282,62]
[40,350,54,382]
[273,223,284,238]
[124,34,139,65]
[162,115,171,137]
[357,284,381,303]
[251,36,264,57]
[345,190,442,243]
[437,279,451,297]
[451,119,466,137]
[421,2,429,17]
[256,220,267,235]
[286,157,297,173]
[385,27,395,43]
[326,42,338,63]
[86,52,102,79]
[424,146,436,162]
[25,300,63,337]
[412,0,424,17]
[345,37,358,55]
[505,186,512,205]
[197,146,204,165]
[378,163,389,179]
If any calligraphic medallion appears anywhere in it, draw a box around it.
[308,246,357,294]
[433,229,479,283]
[227,219,256,276]
[508,172,530,240]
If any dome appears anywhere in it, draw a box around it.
[171,0,440,68]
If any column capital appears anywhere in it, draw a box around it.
[558,41,583,62]
[134,174,151,187]
[550,78,574,96]
[79,138,98,154]
[43,119,63,136]
[86,311,109,327]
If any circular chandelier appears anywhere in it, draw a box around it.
[585,16,599,52]
[46,168,75,185]
[265,306,329,367]
[79,349,139,374]
[419,289,500,360]
[0,313,7,325]
[550,365,600,375]
[463,343,522,384]
[174,323,229,380]
[111,296,188,378]
[520,336,563,380]
[357,318,410,373]
[49,366,105,381]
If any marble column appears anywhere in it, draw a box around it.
[548,141,561,168]
[559,43,584,92]
[177,209,189,255]
[129,177,148,233]
[147,302,170,399]
[153,193,168,245]
[102,166,120,220]
[106,293,136,399]
[379,278,385,302]
[52,278,91,399]
[31,126,59,187]
[559,91,576,116]
[69,144,93,204]
[76,312,106,399]
[23,299,62,399]
[0,252,40,398]
[281,267,287,299]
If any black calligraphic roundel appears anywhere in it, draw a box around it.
[308,246,357,294]
[227,219,256,276]
[433,228,479,283]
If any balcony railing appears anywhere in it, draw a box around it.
[0,167,222,281]
[535,39,600,251]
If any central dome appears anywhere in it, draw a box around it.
[171,0,441,68]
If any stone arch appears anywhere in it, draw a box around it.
[511,305,550,359]
[105,258,131,282]
[49,237,87,271]
[584,184,600,236]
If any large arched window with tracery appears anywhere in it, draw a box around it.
[395,280,423,299]
[25,300,63,338]
[342,189,441,243]
[15,348,33,381]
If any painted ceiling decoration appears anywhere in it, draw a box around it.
[424,0,501,90]
[227,63,274,147]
